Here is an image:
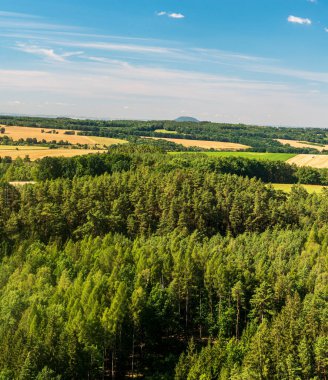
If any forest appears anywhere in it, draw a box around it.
[0,146,327,185]
[1,115,327,153]
[0,144,327,379]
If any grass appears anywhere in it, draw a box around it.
[271,183,327,193]
[89,136,127,146]
[154,129,178,134]
[170,151,296,161]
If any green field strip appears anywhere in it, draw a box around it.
[169,151,297,161]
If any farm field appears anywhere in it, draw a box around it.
[0,147,106,160]
[0,125,127,147]
[287,154,328,168]
[277,139,328,152]
[271,183,327,193]
[0,145,47,151]
[145,137,250,150]
[87,136,127,146]
[154,129,178,134]
[170,151,296,161]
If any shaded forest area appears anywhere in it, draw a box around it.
[0,145,327,379]
[1,115,328,153]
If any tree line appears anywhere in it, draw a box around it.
[1,115,328,153]
[1,147,328,185]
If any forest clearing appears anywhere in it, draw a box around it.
[154,129,178,134]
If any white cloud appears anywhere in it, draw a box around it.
[325,27,328,32]
[168,13,185,19]
[287,15,312,25]
[156,11,185,19]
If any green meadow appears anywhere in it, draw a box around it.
[170,151,296,161]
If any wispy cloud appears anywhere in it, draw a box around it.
[156,11,185,19]
[1,65,325,127]
[0,9,77,31]
[56,41,178,55]
[249,64,328,84]
[287,15,312,25]
[0,10,37,18]
[15,43,83,62]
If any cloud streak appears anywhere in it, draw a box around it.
[287,15,312,25]
[0,10,38,18]
[15,43,83,62]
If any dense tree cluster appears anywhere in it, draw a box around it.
[0,148,327,379]
[2,147,328,185]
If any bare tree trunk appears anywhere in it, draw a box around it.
[185,289,189,331]
[236,300,240,339]
[102,345,106,380]
[199,292,202,339]
[111,349,115,379]
[131,327,135,379]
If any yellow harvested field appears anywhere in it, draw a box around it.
[145,137,249,150]
[0,148,106,161]
[0,145,47,150]
[0,125,127,146]
[9,181,36,187]
[271,183,327,193]
[287,154,328,168]
[277,139,328,152]
[89,136,127,145]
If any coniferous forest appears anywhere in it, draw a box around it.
[0,146,327,379]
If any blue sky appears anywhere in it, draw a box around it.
[1,0,328,127]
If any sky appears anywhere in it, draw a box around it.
[1,0,328,127]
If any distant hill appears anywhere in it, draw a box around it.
[174,116,199,123]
